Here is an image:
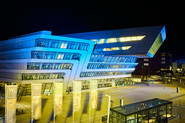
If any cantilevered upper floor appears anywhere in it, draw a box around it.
[62,26,166,58]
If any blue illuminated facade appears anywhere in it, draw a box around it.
[0,26,166,91]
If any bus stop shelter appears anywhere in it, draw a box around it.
[102,98,172,123]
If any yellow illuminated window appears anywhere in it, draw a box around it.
[111,47,119,50]
[60,43,64,48]
[99,39,105,44]
[122,46,131,50]
[57,54,61,59]
[103,48,112,51]
[119,35,145,42]
[125,37,131,41]
[60,42,67,48]
[57,54,64,59]
[137,36,145,40]
[131,36,137,40]
[103,46,131,51]
[107,38,117,43]
[91,39,97,41]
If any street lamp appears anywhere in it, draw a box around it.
[105,95,111,123]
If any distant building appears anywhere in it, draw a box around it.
[172,58,185,75]
[133,52,172,79]
[160,53,172,71]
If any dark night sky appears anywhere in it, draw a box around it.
[0,1,185,59]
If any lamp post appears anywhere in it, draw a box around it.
[105,95,111,123]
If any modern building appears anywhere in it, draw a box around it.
[0,26,166,92]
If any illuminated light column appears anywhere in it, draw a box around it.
[105,95,111,123]
[73,80,82,123]
[112,80,115,87]
[54,82,63,122]
[5,84,17,123]
[31,83,42,122]
[89,80,98,123]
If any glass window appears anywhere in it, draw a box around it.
[36,39,49,47]
[57,54,64,59]
[107,38,117,43]
[35,38,89,51]
[103,48,112,51]
[144,63,149,66]
[64,54,72,60]
[68,43,77,50]
[84,44,89,51]
[51,41,60,48]
[72,54,80,60]
[99,39,105,44]
[119,35,146,42]
[137,36,146,40]
[60,64,64,69]
[22,73,65,80]
[122,46,131,50]
[78,44,84,50]
[60,42,68,49]
[69,64,72,70]
[144,59,149,61]
[111,47,119,50]
[54,64,58,69]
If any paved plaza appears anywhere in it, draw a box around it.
[1,82,185,123]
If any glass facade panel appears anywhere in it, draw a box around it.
[80,71,127,77]
[107,38,117,43]
[31,51,81,61]
[89,55,137,63]
[103,46,131,51]
[35,38,89,51]
[93,35,145,45]
[22,73,65,80]
[27,63,73,70]
[35,38,50,47]
[119,35,146,42]
[51,41,60,48]
[122,46,131,50]
[87,63,136,69]
[99,39,105,44]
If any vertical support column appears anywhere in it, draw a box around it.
[90,80,98,109]
[31,83,42,123]
[54,82,63,123]
[73,80,82,123]
[105,95,111,123]
[5,84,17,123]
[89,80,98,123]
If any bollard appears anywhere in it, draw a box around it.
[120,99,124,106]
